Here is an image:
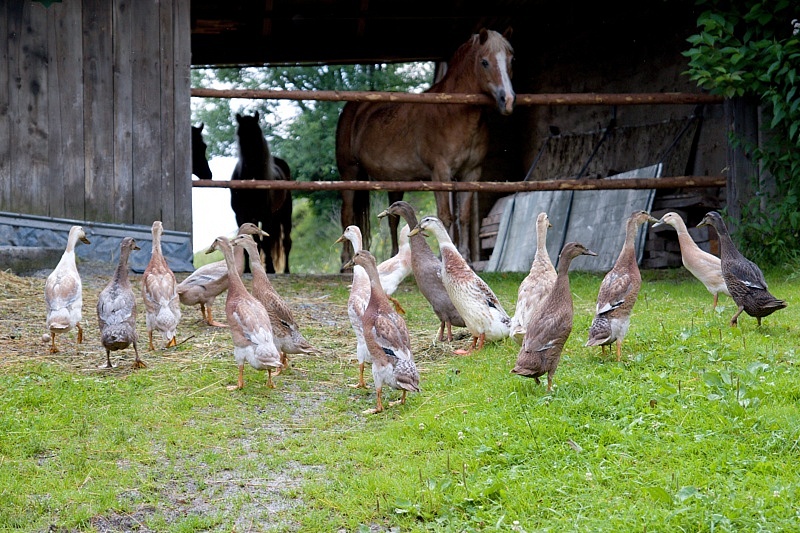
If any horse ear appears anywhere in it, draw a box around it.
[236,113,243,122]
[254,111,260,120]
[199,123,204,132]
[503,27,513,41]
[479,28,489,44]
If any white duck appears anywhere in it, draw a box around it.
[206,236,282,390]
[44,225,90,353]
[141,221,181,349]
[652,211,730,309]
[336,225,372,388]
[509,212,557,344]
[378,224,413,297]
[409,216,511,354]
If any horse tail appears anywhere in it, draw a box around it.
[354,190,371,251]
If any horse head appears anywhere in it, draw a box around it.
[191,123,212,180]
[475,28,516,116]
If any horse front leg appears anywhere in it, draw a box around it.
[454,191,475,261]
[340,190,356,266]
[387,191,404,256]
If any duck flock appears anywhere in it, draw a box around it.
[43,204,787,414]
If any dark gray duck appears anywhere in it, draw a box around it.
[697,211,786,326]
[96,237,142,369]
[512,242,597,391]
[377,201,465,341]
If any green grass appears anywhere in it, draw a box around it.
[2,266,799,531]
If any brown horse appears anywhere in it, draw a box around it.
[191,123,213,180]
[335,28,515,265]
[230,112,293,274]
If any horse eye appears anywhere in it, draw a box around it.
[481,58,489,68]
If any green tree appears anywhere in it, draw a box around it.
[683,0,800,264]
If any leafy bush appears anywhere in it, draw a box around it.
[683,0,800,264]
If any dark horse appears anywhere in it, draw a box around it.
[336,28,515,265]
[230,112,293,274]
[191,123,213,180]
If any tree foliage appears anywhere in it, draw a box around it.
[683,0,800,264]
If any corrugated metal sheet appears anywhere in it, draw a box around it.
[486,164,662,273]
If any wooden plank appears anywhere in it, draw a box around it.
[0,2,10,211]
[113,0,133,224]
[725,97,759,235]
[190,88,725,107]
[172,0,193,234]
[15,2,49,216]
[82,0,114,222]
[159,0,176,230]
[131,0,163,226]
[192,175,727,192]
[54,0,85,221]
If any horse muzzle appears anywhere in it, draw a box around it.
[497,90,516,116]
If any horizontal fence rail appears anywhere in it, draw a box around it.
[192,176,726,192]
[190,88,724,106]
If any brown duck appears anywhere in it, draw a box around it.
[343,250,420,415]
[512,242,596,391]
[586,210,657,361]
[697,211,786,326]
[233,234,320,372]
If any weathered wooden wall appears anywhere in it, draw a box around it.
[0,0,192,234]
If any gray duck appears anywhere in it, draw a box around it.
[512,242,597,391]
[96,237,142,369]
[378,201,465,342]
[697,211,786,326]
[586,210,657,361]
[344,250,420,415]
[206,236,282,390]
[44,225,91,353]
[233,234,320,372]
[178,222,266,327]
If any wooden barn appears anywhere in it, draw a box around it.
[0,0,768,272]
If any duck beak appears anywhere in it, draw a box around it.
[335,235,346,244]
[342,258,355,270]
[377,209,389,219]
[584,249,598,256]
[408,226,423,237]
[652,218,665,228]
[133,244,141,251]
[80,236,91,245]
[696,217,708,228]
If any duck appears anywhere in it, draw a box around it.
[509,212,557,345]
[586,210,658,361]
[377,223,413,297]
[44,225,91,353]
[206,236,283,390]
[96,237,142,369]
[409,216,510,354]
[652,211,730,309]
[377,201,465,342]
[335,225,372,388]
[512,242,597,391]
[697,211,787,326]
[177,222,266,327]
[141,221,181,350]
[343,250,420,414]
[233,233,320,372]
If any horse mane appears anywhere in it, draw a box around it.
[429,29,514,95]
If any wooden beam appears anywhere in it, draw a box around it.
[192,175,726,192]
[190,88,724,106]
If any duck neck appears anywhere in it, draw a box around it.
[711,220,736,258]
[536,221,548,257]
[617,218,641,264]
[219,241,247,295]
[233,244,247,274]
[152,227,164,260]
[348,231,363,254]
[244,244,272,289]
[114,246,132,283]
